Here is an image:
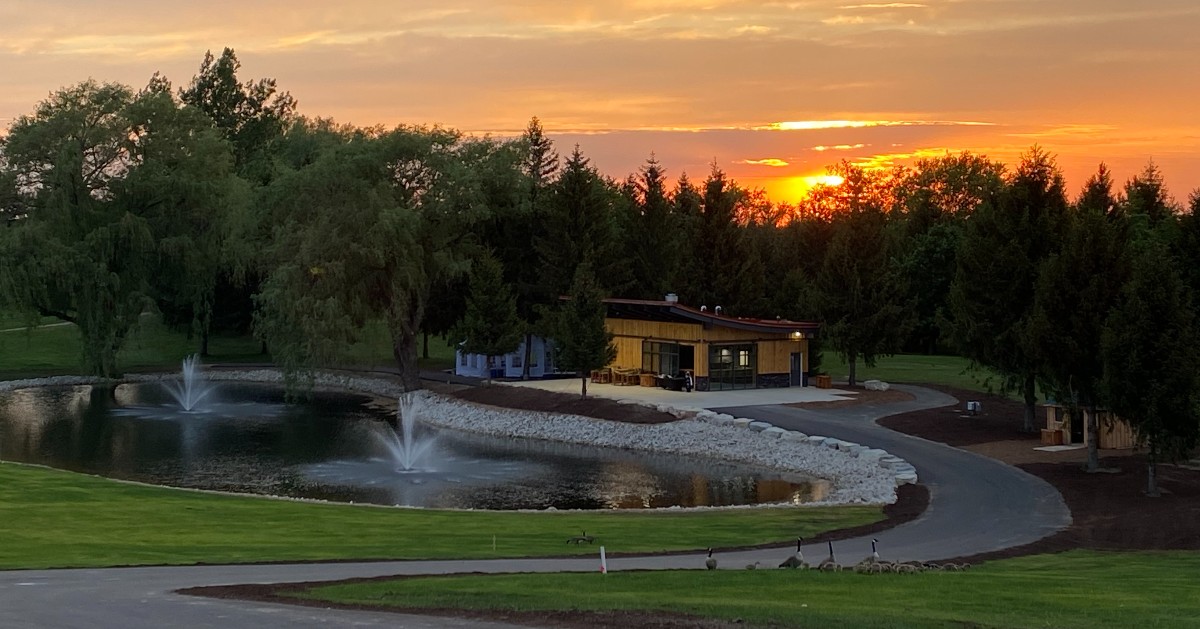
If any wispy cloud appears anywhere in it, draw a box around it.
[758,120,994,131]
[1008,124,1119,138]
[812,143,866,151]
[739,158,791,167]
[852,147,956,169]
[839,3,926,9]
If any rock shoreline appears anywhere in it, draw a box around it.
[2,369,910,507]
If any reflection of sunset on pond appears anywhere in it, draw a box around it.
[596,461,829,508]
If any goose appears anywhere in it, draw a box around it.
[745,561,761,570]
[817,541,841,572]
[779,537,807,569]
[855,538,881,571]
[705,548,717,570]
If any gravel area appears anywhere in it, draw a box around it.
[2,369,900,506]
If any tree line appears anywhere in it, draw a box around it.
[1,49,1197,492]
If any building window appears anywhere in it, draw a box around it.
[460,352,467,367]
[709,343,756,390]
[642,341,680,375]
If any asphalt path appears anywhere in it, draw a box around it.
[0,385,1071,628]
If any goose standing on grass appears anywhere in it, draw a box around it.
[705,548,717,570]
[859,538,881,566]
[745,561,761,570]
[779,537,807,569]
[817,541,841,572]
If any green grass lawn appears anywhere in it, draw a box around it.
[0,463,881,570]
[0,311,454,379]
[293,550,1200,629]
[819,352,1001,393]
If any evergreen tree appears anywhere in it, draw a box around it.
[450,251,523,384]
[948,147,1070,431]
[626,154,681,299]
[534,146,624,298]
[815,176,913,386]
[691,163,744,310]
[1028,164,1128,471]
[1102,236,1200,496]
[549,263,616,399]
[1121,161,1175,228]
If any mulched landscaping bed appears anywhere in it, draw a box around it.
[879,385,1200,561]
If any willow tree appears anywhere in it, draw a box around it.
[252,125,507,391]
[0,79,235,376]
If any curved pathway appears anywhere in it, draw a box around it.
[711,385,1070,564]
[0,385,1070,628]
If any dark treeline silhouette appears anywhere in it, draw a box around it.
[1,51,1197,491]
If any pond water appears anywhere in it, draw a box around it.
[0,382,829,510]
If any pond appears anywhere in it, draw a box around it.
[0,381,829,510]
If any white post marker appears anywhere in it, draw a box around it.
[599,546,608,574]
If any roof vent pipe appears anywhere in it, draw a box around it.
[665,293,679,303]
[715,305,723,315]
[700,305,707,312]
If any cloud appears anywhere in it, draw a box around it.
[758,120,994,131]
[812,143,866,151]
[839,3,926,8]
[739,158,791,167]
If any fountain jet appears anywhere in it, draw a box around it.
[164,354,217,412]
[374,392,437,472]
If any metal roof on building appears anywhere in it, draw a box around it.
[603,298,820,337]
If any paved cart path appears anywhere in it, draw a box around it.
[0,385,1070,628]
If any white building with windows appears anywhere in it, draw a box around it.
[454,336,559,380]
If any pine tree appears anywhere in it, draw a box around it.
[948,147,1070,431]
[549,263,616,399]
[451,251,523,385]
[1102,236,1200,496]
[1028,164,1128,470]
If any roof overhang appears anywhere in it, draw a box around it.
[604,298,820,337]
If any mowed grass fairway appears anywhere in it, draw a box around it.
[0,311,456,379]
[820,352,995,393]
[292,551,1200,629]
[0,463,881,570]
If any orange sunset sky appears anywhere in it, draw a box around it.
[2,0,1199,204]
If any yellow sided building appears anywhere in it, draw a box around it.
[602,297,819,391]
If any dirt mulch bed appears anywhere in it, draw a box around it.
[877,385,1032,446]
[879,386,1200,562]
[786,386,914,410]
[444,382,679,424]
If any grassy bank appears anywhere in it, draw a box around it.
[0,463,881,570]
[293,550,1200,629]
[819,352,997,393]
[0,312,456,380]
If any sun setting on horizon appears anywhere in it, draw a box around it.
[1,0,1199,205]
